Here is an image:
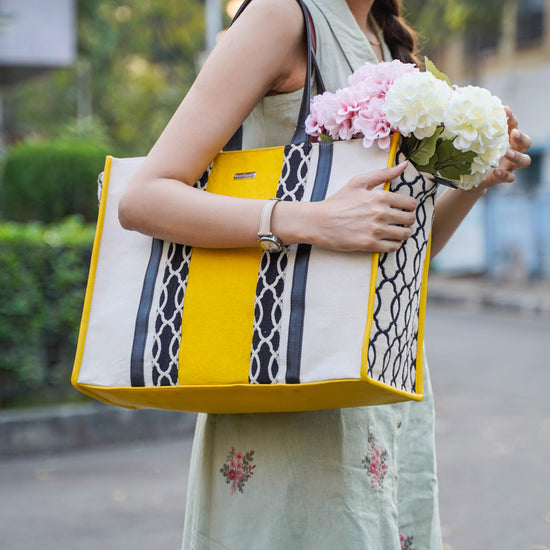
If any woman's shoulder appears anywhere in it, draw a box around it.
[227,0,308,96]
[231,0,304,37]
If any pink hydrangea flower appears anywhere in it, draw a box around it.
[305,91,340,138]
[306,59,417,147]
[348,59,419,99]
[352,95,393,149]
[326,86,366,140]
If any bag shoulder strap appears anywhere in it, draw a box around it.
[305,5,326,96]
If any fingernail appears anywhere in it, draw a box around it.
[511,129,521,139]
[506,149,516,160]
[495,169,504,179]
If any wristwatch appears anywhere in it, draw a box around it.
[257,198,284,253]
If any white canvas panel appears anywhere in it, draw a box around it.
[299,248,372,382]
[78,157,148,387]
[298,141,390,383]
[325,139,390,197]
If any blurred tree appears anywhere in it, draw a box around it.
[403,0,504,52]
[79,0,205,155]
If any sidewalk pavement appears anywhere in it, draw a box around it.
[427,271,550,316]
[0,403,197,458]
[1,273,549,459]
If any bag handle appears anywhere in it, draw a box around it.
[225,0,325,149]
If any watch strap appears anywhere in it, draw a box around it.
[258,198,281,238]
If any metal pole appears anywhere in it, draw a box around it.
[76,58,92,128]
[205,0,222,53]
[0,94,6,153]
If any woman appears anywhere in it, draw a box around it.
[119,0,531,548]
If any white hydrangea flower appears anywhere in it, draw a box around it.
[384,72,452,139]
[443,86,509,188]
[444,85,509,158]
[457,172,485,190]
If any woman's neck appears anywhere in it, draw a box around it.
[345,0,375,33]
[345,0,383,61]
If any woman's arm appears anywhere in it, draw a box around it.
[118,0,417,254]
[430,108,532,258]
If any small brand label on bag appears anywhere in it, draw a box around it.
[234,172,257,180]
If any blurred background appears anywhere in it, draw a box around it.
[0,1,549,550]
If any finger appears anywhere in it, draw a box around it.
[502,149,531,170]
[491,168,515,184]
[364,189,417,213]
[381,225,414,242]
[510,128,532,153]
[375,238,409,254]
[504,105,518,132]
[353,161,408,191]
[386,209,416,227]
[387,192,417,212]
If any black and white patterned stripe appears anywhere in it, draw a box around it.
[143,166,211,387]
[367,159,438,393]
[249,143,313,384]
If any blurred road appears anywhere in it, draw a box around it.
[426,304,550,550]
[0,439,193,550]
[1,303,549,550]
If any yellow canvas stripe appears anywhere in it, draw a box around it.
[360,133,401,380]
[71,156,113,389]
[179,146,285,385]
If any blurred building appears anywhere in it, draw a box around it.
[0,0,76,149]
[433,0,550,279]
[0,0,76,85]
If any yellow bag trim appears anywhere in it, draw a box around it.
[76,377,423,414]
[414,231,432,397]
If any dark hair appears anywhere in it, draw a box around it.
[371,0,421,67]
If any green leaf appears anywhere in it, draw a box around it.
[414,152,439,175]
[399,134,419,158]
[407,127,444,166]
[431,139,477,180]
[424,57,451,86]
[318,133,334,143]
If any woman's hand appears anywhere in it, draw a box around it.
[477,106,532,190]
[275,161,417,253]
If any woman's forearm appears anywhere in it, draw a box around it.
[118,176,311,248]
[430,186,486,258]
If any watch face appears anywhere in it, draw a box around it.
[258,236,282,253]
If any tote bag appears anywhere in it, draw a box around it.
[72,0,438,413]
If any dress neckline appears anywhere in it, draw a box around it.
[309,0,390,71]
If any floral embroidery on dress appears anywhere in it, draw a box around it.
[361,433,389,489]
[399,533,415,550]
[220,447,256,495]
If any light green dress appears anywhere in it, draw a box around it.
[182,1,443,548]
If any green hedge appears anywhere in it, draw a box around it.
[0,217,95,407]
[0,140,106,223]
